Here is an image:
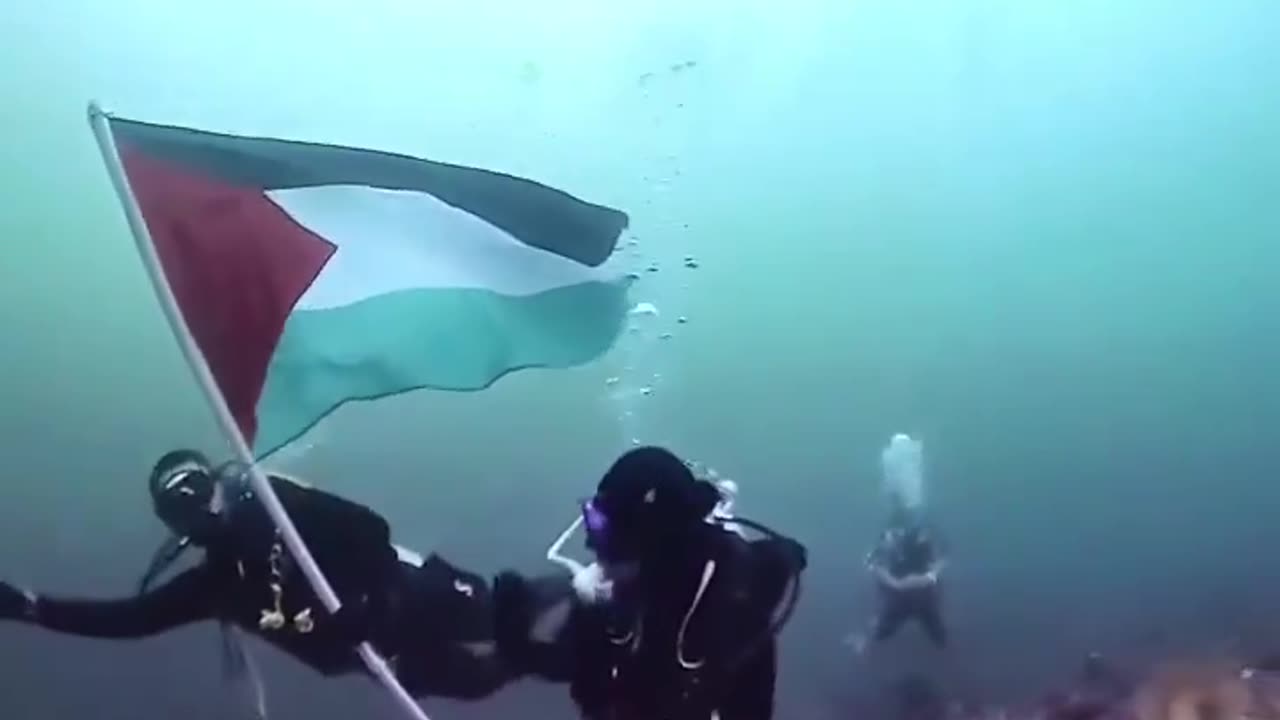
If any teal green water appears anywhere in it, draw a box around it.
[1,1,1277,718]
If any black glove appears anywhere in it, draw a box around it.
[0,580,33,621]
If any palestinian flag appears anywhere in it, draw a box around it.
[97,111,631,457]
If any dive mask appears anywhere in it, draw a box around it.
[581,498,611,553]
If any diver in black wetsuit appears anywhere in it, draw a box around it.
[857,505,948,651]
[0,449,517,705]
[494,446,808,720]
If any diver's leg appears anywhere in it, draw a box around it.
[873,594,912,642]
[914,593,947,648]
[494,570,575,681]
[399,572,575,699]
[409,554,496,642]
[397,644,514,700]
[521,572,574,616]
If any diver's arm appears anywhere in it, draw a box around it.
[868,560,909,590]
[26,565,218,638]
[864,536,906,590]
[902,548,947,587]
[891,560,945,590]
[871,565,901,589]
[894,573,934,590]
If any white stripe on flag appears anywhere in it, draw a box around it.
[267,184,617,312]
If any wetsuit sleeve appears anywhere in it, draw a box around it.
[29,565,217,638]
[398,554,496,646]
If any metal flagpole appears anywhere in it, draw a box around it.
[86,101,432,720]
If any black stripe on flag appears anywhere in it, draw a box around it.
[108,116,628,268]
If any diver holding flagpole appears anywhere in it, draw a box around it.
[0,450,539,714]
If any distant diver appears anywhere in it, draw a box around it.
[494,445,808,720]
[851,501,949,653]
[0,449,529,710]
[846,433,948,654]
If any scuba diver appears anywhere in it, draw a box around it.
[0,449,521,712]
[851,502,949,653]
[494,445,808,720]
